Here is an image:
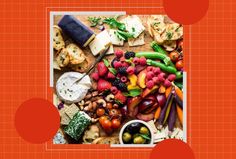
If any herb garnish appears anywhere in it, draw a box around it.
[166,31,173,40]
[88,16,102,27]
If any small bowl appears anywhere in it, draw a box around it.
[119,120,154,145]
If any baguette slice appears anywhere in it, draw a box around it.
[56,48,70,67]
[53,26,65,51]
[66,43,86,64]
[92,137,119,144]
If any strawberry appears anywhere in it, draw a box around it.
[107,72,115,79]
[115,91,127,104]
[91,72,99,81]
[97,79,112,92]
[97,62,108,77]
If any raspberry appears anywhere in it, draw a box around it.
[127,66,135,75]
[113,61,122,69]
[163,79,172,88]
[91,72,99,81]
[121,76,128,83]
[139,57,147,65]
[167,74,176,82]
[153,67,161,75]
[146,80,155,89]
[146,66,154,72]
[153,77,160,84]
[121,61,130,67]
[146,72,154,80]
[110,86,118,94]
[133,57,140,65]
[115,50,124,58]
[157,74,165,82]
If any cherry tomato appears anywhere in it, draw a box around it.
[109,109,121,118]
[106,103,113,109]
[96,108,105,117]
[111,119,121,129]
[178,40,183,51]
[102,119,112,130]
[169,51,179,62]
[176,60,183,70]
[99,116,108,125]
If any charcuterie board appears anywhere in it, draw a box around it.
[52,14,184,144]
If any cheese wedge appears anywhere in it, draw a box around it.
[96,30,112,47]
[89,37,106,56]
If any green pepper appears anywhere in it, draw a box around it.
[147,59,177,74]
[136,52,171,66]
[150,41,167,55]
[175,71,183,79]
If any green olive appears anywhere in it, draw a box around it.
[122,132,132,143]
[139,126,149,135]
[133,136,146,144]
[133,133,139,139]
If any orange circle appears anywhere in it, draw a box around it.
[150,139,195,159]
[163,0,209,25]
[15,98,60,144]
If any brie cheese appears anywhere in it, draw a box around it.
[56,72,91,104]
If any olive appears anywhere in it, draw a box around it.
[133,136,146,144]
[122,132,132,143]
[133,133,139,139]
[139,126,149,135]
[125,122,142,134]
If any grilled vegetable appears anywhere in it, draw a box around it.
[168,101,177,131]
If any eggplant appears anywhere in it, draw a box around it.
[58,15,95,47]
[168,101,177,132]
[158,93,173,127]
[174,93,183,109]
[156,94,167,108]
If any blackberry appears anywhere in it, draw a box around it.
[117,67,127,75]
[125,51,135,59]
[112,79,121,87]
[117,82,127,92]
[111,57,119,68]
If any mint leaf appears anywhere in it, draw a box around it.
[123,89,141,97]
[108,68,117,75]
[103,59,110,67]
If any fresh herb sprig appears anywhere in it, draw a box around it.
[103,17,126,31]
[88,16,102,27]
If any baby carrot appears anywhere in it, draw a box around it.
[175,85,183,101]
[176,105,183,125]
[154,107,161,122]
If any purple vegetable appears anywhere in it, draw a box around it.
[174,93,183,109]
[168,101,176,131]
[158,92,173,126]
[156,94,167,108]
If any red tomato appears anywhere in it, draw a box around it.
[109,109,121,118]
[111,119,121,129]
[176,60,183,70]
[102,119,112,130]
[96,108,105,117]
[178,40,183,51]
[169,51,179,62]
[99,116,108,125]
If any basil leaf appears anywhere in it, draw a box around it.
[103,59,110,67]
[108,68,117,75]
[123,89,141,97]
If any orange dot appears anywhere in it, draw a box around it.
[150,139,195,159]
[163,0,209,25]
[15,98,60,144]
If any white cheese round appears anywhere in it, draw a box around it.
[56,72,91,104]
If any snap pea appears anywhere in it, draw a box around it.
[147,59,177,74]
[175,71,183,79]
[151,41,167,55]
[136,52,171,66]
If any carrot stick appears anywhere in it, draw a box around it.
[165,86,172,98]
[154,107,161,122]
[176,104,183,125]
[175,85,183,101]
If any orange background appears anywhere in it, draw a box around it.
[0,0,235,159]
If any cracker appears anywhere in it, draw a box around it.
[65,103,79,119]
